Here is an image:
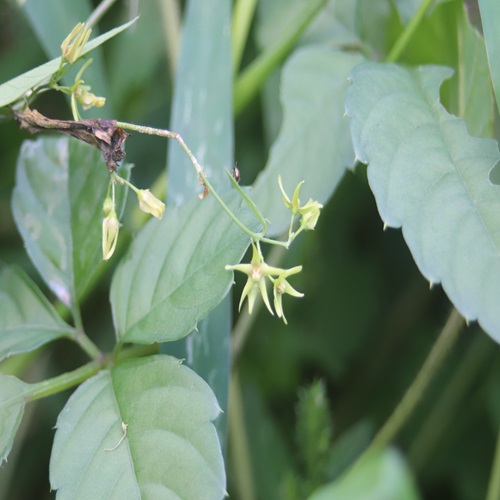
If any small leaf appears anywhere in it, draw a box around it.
[0,17,137,109]
[111,193,257,343]
[50,355,225,499]
[308,448,420,500]
[12,137,131,309]
[252,47,362,237]
[0,374,31,465]
[345,62,500,341]
[0,262,73,362]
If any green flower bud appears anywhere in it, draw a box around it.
[74,85,106,110]
[137,189,165,219]
[61,22,91,64]
[299,200,323,231]
[102,209,119,261]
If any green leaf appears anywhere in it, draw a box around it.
[12,137,131,310]
[252,47,363,237]
[50,355,225,498]
[0,373,31,465]
[167,1,233,201]
[455,2,493,138]
[308,448,420,500]
[0,17,137,109]
[111,193,256,343]
[0,262,73,362]
[165,0,234,454]
[478,0,500,115]
[345,62,500,342]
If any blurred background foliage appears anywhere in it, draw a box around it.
[0,0,499,499]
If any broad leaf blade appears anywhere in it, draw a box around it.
[0,262,73,362]
[345,62,500,341]
[0,374,30,465]
[478,0,500,115]
[165,0,233,453]
[0,17,137,109]
[167,0,233,203]
[50,355,225,498]
[111,193,257,343]
[309,449,420,500]
[12,137,131,308]
[252,47,362,237]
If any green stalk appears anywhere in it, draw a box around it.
[408,333,493,470]
[364,307,464,454]
[229,372,256,500]
[116,121,264,240]
[28,361,101,401]
[231,0,258,75]
[233,0,327,115]
[487,425,500,500]
[386,0,436,63]
[86,0,118,29]
[156,0,182,78]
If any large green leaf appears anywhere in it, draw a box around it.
[345,62,500,342]
[0,262,73,362]
[478,0,500,115]
[309,449,420,500]
[12,137,131,310]
[111,193,257,344]
[0,374,31,465]
[50,355,225,498]
[165,0,233,451]
[167,0,233,202]
[0,17,136,109]
[252,47,362,237]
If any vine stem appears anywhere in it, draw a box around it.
[86,0,118,29]
[28,361,101,401]
[386,0,436,63]
[363,307,464,454]
[487,425,500,500]
[116,121,263,240]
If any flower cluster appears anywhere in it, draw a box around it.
[226,243,303,325]
[101,177,165,261]
[279,176,323,235]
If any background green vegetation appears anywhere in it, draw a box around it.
[0,0,499,499]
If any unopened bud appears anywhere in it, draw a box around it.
[137,189,165,219]
[61,23,91,63]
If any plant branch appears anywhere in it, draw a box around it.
[228,372,256,500]
[28,361,101,401]
[364,307,464,454]
[386,0,436,63]
[408,332,493,470]
[86,0,118,29]
[72,328,103,362]
[233,0,327,115]
[156,0,182,78]
[231,0,258,75]
[116,121,264,240]
[487,424,500,500]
